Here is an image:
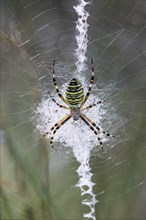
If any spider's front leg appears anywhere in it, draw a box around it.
[80,113,114,149]
[40,121,59,140]
[40,114,72,149]
[80,113,104,148]
[81,113,114,138]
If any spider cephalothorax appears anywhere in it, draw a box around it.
[42,59,114,149]
[70,108,81,121]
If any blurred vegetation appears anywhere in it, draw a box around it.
[0,0,145,219]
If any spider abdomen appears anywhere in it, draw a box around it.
[65,78,84,107]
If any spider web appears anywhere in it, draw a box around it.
[0,0,145,220]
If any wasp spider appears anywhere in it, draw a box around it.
[42,58,114,149]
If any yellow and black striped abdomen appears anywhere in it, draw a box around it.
[66,78,84,107]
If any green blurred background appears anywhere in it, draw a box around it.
[0,0,145,219]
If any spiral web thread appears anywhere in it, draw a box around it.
[73,1,97,219]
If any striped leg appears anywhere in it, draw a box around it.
[52,60,68,104]
[41,114,71,148]
[50,114,72,148]
[82,98,109,111]
[81,113,114,138]
[42,121,61,139]
[81,58,94,107]
[80,113,103,148]
[48,91,69,110]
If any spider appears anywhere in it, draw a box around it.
[42,58,114,149]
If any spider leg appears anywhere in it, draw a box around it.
[81,113,114,138]
[40,122,59,141]
[41,114,71,148]
[50,113,72,148]
[80,113,103,148]
[48,91,69,110]
[82,98,109,111]
[81,58,94,107]
[52,60,68,104]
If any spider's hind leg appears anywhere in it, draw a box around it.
[81,58,95,107]
[52,60,68,104]
[82,97,109,111]
[48,91,69,110]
